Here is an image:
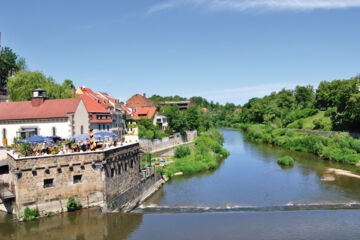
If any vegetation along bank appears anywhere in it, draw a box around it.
[240,124,360,165]
[157,129,229,178]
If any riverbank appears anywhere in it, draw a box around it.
[156,129,229,178]
[239,124,360,166]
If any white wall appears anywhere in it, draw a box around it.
[73,100,90,135]
[0,120,71,146]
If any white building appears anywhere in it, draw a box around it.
[0,89,89,146]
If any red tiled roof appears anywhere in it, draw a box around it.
[78,87,113,109]
[0,98,81,121]
[133,107,156,120]
[126,94,155,108]
[80,95,110,114]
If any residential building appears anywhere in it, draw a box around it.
[126,94,157,120]
[76,87,126,136]
[0,89,89,146]
[155,115,168,131]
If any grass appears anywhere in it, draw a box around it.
[277,156,294,166]
[158,129,229,178]
[287,111,332,131]
[240,123,360,165]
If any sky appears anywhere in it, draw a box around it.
[0,0,359,105]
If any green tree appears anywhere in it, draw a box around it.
[186,106,201,131]
[7,71,74,101]
[0,47,26,89]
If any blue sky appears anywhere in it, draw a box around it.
[1,0,360,104]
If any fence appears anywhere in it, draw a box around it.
[140,130,197,153]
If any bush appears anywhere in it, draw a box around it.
[66,196,82,212]
[174,145,191,158]
[277,156,294,166]
[23,207,40,221]
[20,142,31,156]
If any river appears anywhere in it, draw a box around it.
[2,128,360,240]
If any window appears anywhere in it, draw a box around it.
[103,124,105,130]
[81,125,84,134]
[73,175,82,184]
[98,124,101,130]
[107,125,110,131]
[52,127,56,136]
[43,179,54,188]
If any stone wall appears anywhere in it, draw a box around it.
[6,143,163,216]
[140,130,197,153]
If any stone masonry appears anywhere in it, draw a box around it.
[6,143,162,216]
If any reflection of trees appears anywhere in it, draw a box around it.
[1,209,143,240]
[244,131,360,202]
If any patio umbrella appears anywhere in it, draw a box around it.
[18,135,54,144]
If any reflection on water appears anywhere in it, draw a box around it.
[3,128,360,240]
[144,128,360,208]
[0,209,143,240]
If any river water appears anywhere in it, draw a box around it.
[2,128,360,240]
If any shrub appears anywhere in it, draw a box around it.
[174,145,191,158]
[277,156,294,166]
[23,207,40,221]
[66,196,82,211]
[20,142,31,156]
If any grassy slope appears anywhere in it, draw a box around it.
[288,111,332,131]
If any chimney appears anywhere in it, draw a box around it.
[31,88,47,107]
[143,93,146,98]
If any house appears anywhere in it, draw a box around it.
[155,115,168,131]
[76,87,126,136]
[0,89,89,146]
[126,94,157,120]
[158,98,193,110]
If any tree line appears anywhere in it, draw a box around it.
[1,46,75,101]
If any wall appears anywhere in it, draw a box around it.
[0,119,71,146]
[73,100,90,135]
[6,143,162,216]
[140,130,197,153]
[7,150,106,215]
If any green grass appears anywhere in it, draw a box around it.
[159,129,229,178]
[277,156,294,166]
[287,111,332,130]
[240,123,360,165]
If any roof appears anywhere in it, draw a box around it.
[77,87,114,109]
[126,94,155,108]
[80,94,110,114]
[0,98,81,121]
[133,107,157,120]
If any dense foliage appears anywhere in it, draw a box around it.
[0,47,26,89]
[240,124,360,165]
[66,196,82,211]
[158,129,229,178]
[174,145,191,158]
[149,95,188,103]
[277,156,294,166]
[23,207,40,221]
[8,71,75,101]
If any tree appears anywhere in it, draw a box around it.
[7,71,74,101]
[1,47,26,89]
[63,79,75,90]
[186,106,201,131]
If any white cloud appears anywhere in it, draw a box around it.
[147,2,176,14]
[148,0,360,14]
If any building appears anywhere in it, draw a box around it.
[76,87,126,136]
[126,94,157,120]
[4,143,162,215]
[155,115,168,131]
[158,100,192,110]
[0,89,89,146]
